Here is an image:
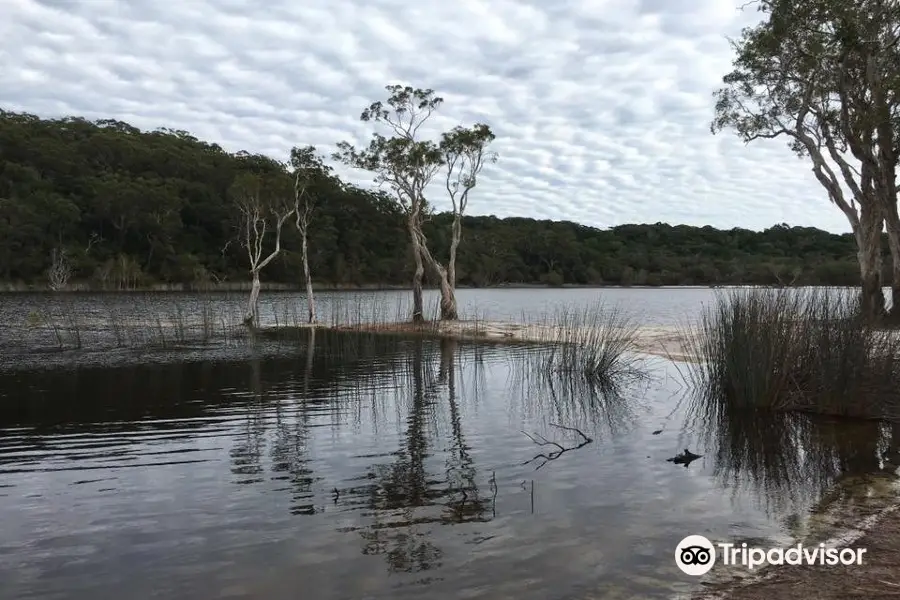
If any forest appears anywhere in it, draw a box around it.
[0,109,878,290]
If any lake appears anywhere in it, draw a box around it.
[0,288,896,599]
[0,287,716,361]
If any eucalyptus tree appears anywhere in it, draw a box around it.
[335,85,446,322]
[335,85,497,321]
[229,169,295,328]
[290,144,334,324]
[438,124,497,319]
[712,0,900,318]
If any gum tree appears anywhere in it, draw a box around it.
[290,145,334,324]
[438,124,497,318]
[230,170,295,328]
[335,85,498,321]
[712,0,900,319]
[334,85,444,322]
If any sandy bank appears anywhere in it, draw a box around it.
[316,319,695,362]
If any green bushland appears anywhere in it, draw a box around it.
[0,110,882,290]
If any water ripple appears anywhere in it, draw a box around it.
[0,333,893,600]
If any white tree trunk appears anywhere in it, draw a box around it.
[246,270,262,327]
[408,212,426,322]
[415,222,458,320]
[447,213,462,297]
[883,206,900,318]
[437,264,458,320]
[301,232,316,323]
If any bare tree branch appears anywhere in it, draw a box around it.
[521,423,593,470]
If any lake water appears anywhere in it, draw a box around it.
[0,288,897,598]
[0,316,896,600]
[0,287,720,362]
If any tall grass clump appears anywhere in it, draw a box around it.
[529,302,645,385]
[683,287,900,419]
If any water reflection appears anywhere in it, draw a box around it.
[335,338,494,576]
[688,385,897,521]
[510,347,645,445]
[1,332,897,600]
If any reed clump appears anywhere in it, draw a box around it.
[24,296,250,351]
[524,302,646,386]
[681,287,900,419]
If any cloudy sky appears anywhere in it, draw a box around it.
[2,0,853,233]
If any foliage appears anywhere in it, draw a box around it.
[682,287,900,419]
[0,109,888,289]
[712,0,900,318]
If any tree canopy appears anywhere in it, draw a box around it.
[712,0,900,317]
[0,109,881,290]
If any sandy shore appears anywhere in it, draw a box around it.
[322,319,695,362]
[693,497,900,599]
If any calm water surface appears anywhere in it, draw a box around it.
[0,287,717,325]
[0,286,878,360]
[0,331,893,599]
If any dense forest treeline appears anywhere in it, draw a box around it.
[0,109,884,290]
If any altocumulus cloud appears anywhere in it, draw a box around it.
[1,0,850,232]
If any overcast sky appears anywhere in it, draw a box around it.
[2,0,853,233]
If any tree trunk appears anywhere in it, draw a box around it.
[444,214,462,320]
[246,270,261,328]
[416,231,458,320]
[301,232,316,324]
[855,203,885,321]
[448,213,461,291]
[437,264,458,320]
[408,214,425,322]
[883,203,900,320]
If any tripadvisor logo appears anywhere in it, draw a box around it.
[675,535,716,576]
[675,534,868,576]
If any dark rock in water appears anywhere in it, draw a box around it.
[666,448,702,467]
[651,429,662,435]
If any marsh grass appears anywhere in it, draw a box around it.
[521,301,647,386]
[302,297,645,385]
[681,287,900,419]
[22,292,645,393]
[25,295,251,351]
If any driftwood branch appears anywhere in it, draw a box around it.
[521,423,593,470]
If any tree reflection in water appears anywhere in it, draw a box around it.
[224,332,652,578]
[270,328,317,515]
[229,355,268,485]
[688,385,897,519]
[353,338,492,575]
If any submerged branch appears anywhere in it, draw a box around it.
[521,423,593,470]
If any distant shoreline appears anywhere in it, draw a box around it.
[0,282,820,294]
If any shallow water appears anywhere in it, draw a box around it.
[0,287,717,358]
[0,332,893,599]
